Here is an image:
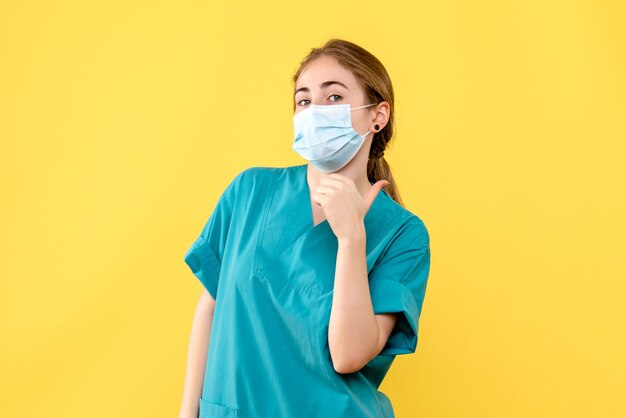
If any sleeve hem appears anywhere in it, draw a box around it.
[370,278,420,355]
[184,235,220,300]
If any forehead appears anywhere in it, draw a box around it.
[295,55,360,91]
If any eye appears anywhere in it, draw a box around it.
[328,94,342,102]
[296,99,310,106]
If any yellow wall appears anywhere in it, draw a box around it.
[1,1,624,417]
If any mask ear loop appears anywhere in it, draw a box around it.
[351,103,378,137]
[350,103,378,137]
[350,103,378,111]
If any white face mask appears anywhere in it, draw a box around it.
[292,103,378,173]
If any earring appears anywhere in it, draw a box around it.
[374,124,380,131]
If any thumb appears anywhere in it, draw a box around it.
[363,179,389,212]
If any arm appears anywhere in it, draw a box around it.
[178,289,216,418]
[327,226,399,374]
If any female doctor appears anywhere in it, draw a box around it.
[179,38,431,418]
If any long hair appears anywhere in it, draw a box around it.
[292,38,404,207]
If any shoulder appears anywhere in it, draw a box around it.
[370,194,430,276]
[385,217,430,260]
[234,165,292,182]
[230,164,295,190]
[369,208,430,284]
[399,216,430,250]
[225,164,297,204]
[378,192,430,249]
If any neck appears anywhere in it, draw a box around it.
[306,162,371,197]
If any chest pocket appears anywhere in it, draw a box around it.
[199,397,239,418]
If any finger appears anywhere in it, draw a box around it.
[311,191,329,207]
[363,179,389,212]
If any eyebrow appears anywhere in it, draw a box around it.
[294,80,349,97]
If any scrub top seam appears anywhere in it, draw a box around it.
[251,168,280,279]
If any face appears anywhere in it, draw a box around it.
[293,55,381,139]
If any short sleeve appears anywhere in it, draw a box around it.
[368,219,431,355]
[183,171,243,300]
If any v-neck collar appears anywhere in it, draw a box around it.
[300,163,329,230]
[252,165,395,285]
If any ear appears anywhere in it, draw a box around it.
[370,101,391,132]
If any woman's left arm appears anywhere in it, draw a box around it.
[328,229,399,374]
[313,173,396,374]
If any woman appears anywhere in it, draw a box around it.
[179,38,431,418]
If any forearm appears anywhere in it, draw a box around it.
[327,226,379,374]
[179,291,215,418]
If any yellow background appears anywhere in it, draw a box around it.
[1,1,625,417]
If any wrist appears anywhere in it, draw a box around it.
[337,224,366,245]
